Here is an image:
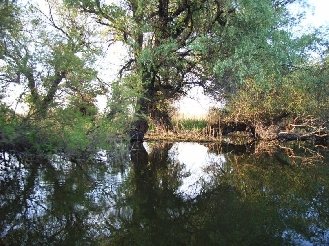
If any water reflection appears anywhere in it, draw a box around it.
[167,142,226,198]
[111,141,190,245]
[0,142,329,245]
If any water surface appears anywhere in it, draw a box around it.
[1,141,329,245]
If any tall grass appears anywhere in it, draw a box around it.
[173,117,207,132]
[146,116,213,142]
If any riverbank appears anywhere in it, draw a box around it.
[146,117,329,146]
[145,130,218,143]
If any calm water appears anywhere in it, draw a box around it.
[1,141,329,245]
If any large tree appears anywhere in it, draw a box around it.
[0,0,103,118]
[66,0,314,130]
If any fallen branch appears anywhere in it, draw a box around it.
[205,121,258,139]
[277,131,328,145]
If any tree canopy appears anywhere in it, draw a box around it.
[0,0,328,138]
[0,0,104,118]
[62,0,325,128]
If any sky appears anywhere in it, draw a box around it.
[3,0,329,115]
[301,0,329,27]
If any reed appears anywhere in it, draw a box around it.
[173,118,207,132]
[146,117,220,142]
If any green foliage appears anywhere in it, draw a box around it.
[0,102,129,156]
[226,63,329,122]
[0,1,20,42]
[63,0,327,129]
[0,0,102,118]
[0,104,57,153]
[0,104,20,143]
[1,0,328,153]
[47,107,128,154]
[173,118,207,131]
[61,116,91,152]
[197,0,320,98]
[0,1,130,153]
[106,73,144,129]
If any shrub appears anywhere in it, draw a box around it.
[226,75,329,123]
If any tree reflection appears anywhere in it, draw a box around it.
[0,152,117,245]
[200,143,329,245]
[1,142,329,245]
[108,142,191,245]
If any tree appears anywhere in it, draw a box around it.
[0,0,20,99]
[64,0,315,132]
[0,0,102,119]
[0,0,19,45]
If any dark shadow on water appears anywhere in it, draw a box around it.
[206,141,256,156]
[1,142,329,245]
[107,142,191,245]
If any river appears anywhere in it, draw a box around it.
[1,141,329,245]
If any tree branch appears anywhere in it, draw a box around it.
[118,58,136,78]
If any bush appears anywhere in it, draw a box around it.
[226,75,329,123]
[0,104,20,144]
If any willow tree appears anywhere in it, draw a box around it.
[0,0,20,99]
[65,0,311,130]
[0,1,102,119]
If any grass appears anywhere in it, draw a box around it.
[146,117,220,142]
[173,118,208,132]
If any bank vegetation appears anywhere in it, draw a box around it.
[0,0,328,156]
